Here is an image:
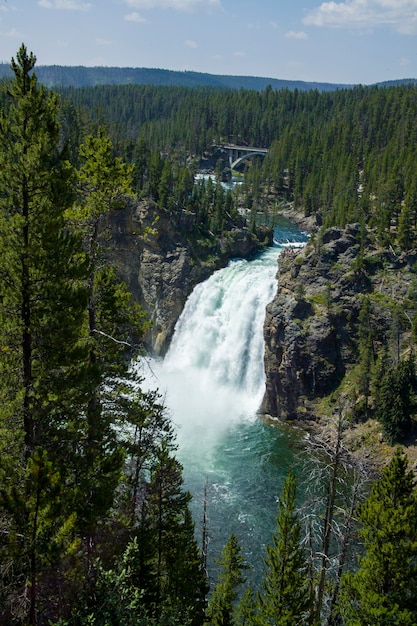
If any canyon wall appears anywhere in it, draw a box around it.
[108,198,271,355]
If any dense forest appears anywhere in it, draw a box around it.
[57,79,417,249]
[1,45,417,625]
[0,63,354,92]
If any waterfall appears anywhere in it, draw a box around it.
[145,246,281,464]
[142,226,308,584]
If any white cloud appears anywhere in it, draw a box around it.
[6,27,24,38]
[303,0,417,33]
[125,11,148,22]
[96,38,112,46]
[1,4,18,12]
[233,50,246,58]
[285,30,308,39]
[38,0,92,10]
[124,0,222,12]
[399,56,411,66]
[185,39,198,48]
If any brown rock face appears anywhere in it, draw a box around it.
[261,293,345,419]
[107,198,270,355]
[261,223,371,419]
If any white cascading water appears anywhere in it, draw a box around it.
[144,246,281,466]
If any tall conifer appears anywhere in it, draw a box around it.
[255,470,313,626]
[206,533,247,626]
[339,448,417,625]
[0,44,87,624]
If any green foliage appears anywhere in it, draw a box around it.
[0,44,87,458]
[143,442,207,622]
[58,82,417,249]
[356,296,375,417]
[339,448,417,626]
[253,470,313,626]
[59,539,193,626]
[0,47,201,625]
[206,533,247,626]
[65,128,150,548]
[3,43,417,626]
[0,45,89,621]
[295,282,306,302]
[374,354,417,443]
[0,449,79,624]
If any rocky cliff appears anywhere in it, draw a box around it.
[261,222,417,421]
[108,198,271,355]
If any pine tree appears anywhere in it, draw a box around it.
[67,129,143,551]
[255,470,313,626]
[0,450,79,624]
[397,202,413,250]
[0,44,87,459]
[206,533,248,626]
[374,354,416,443]
[141,442,207,623]
[339,448,417,625]
[356,296,375,418]
[0,44,88,624]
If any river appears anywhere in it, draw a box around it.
[143,218,310,587]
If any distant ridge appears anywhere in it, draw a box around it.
[0,63,415,91]
[0,64,349,91]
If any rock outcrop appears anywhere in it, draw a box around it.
[108,198,271,355]
[261,223,416,420]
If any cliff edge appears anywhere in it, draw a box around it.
[261,222,417,425]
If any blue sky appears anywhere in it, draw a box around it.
[1,0,416,84]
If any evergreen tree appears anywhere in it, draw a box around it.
[141,442,207,623]
[67,128,143,551]
[0,45,87,624]
[206,533,247,626]
[356,296,375,418]
[254,470,313,626]
[0,44,87,460]
[148,445,205,612]
[0,450,78,624]
[397,201,413,250]
[158,158,174,210]
[374,354,416,443]
[339,448,417,626]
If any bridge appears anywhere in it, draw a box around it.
[220,144,269,170]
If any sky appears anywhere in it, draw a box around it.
[0,0,416,85]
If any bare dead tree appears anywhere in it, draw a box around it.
[297,403,372,624]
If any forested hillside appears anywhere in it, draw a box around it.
[57,81,417,243]
[0,62,351,91]
[1,45,417,625]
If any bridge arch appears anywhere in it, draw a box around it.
[230,151,266,170]
[219,144,269,171]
